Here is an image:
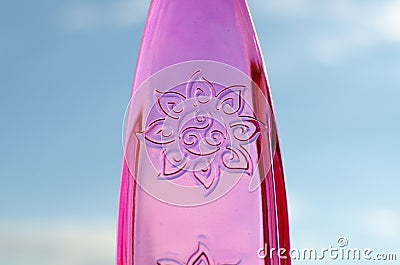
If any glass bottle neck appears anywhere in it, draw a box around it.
[135,0,262,85]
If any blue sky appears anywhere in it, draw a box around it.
[1,0,400,264]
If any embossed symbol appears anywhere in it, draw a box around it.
[123,60,276,206]
[141,70,265,195]
[157,242,241,265]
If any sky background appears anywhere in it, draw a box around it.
[1,0,400,264]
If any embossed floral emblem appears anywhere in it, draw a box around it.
[141,70,265,195]
[157,242,241,265]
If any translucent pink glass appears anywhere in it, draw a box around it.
[117,1,291,264]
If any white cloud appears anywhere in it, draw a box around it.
[372,0,400,42]
[57,0,400,62]
[287,193,311,225]
[362,208,400,239]
[59,0,150,32]
[61,0,311,31]
[250,0,400,64]
[0,219,115,265]
[308,0,400,64]
[249,0,311,19]
[309,31,374,65]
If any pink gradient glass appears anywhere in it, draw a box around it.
[117,1,291,264]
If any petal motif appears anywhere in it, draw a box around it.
[160,149,187,179]
[216,85,245,115]
[192,160,219,194]
[157,242,240,265]
[156,258,184,265]
[144,118,174,146]
[230,116,264,144]
[156,90,186,119]
[221,146,250,172]
[186,71,216,105]
[186,242,214,265]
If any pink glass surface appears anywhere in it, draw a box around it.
[117,1,291,264]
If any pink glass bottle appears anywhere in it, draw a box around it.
[117,1,291,264]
